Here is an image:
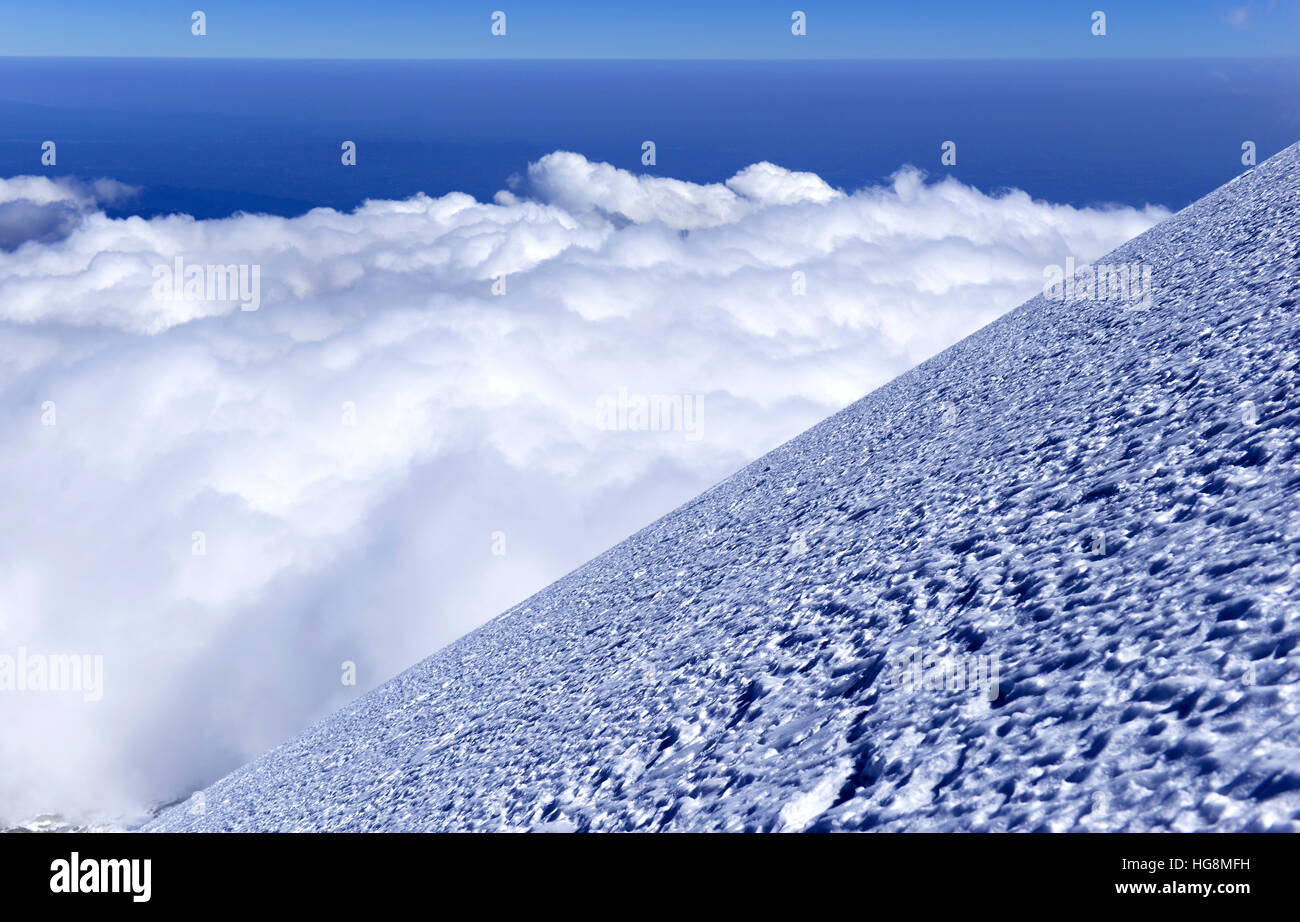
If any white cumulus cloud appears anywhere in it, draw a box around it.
[0,153,1167,825]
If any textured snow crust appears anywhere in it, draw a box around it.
[151,144,1300,832]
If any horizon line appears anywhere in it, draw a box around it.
[2,54,1298,63]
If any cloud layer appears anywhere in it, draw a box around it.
[0,154,1167,824]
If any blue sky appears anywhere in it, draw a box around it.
[1,0,1296,59]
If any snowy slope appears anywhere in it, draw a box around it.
[150,143,1300,833]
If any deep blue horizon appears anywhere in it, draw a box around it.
[2,57,1297,218]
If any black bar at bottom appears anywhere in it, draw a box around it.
[0,832,1286,908]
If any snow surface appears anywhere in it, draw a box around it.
[150,143,1300,833]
